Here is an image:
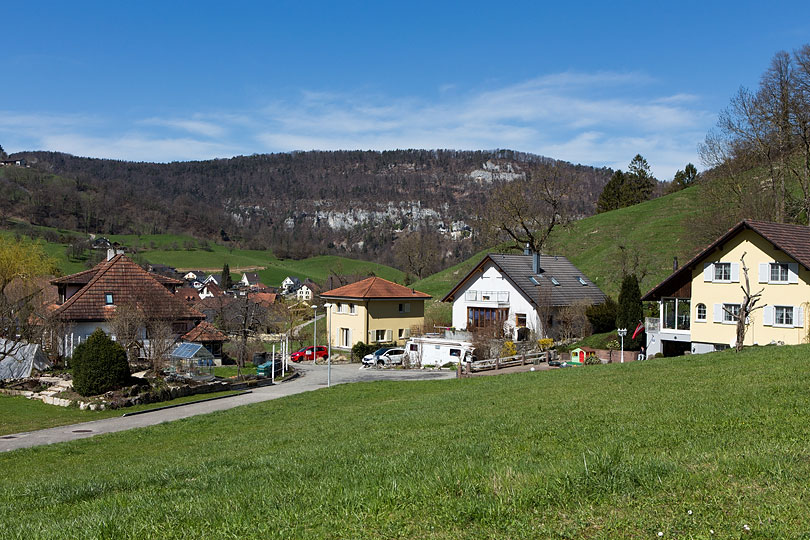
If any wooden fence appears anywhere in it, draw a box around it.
[462,350,556,375]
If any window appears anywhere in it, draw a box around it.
[770,263,789,283]
[398,328,410,339]
[339,328,351,347]
[696,303,707,322]
[775,306,794,326]
[449,349,461,357]
[467,307,508,329]
[714,263,731,281]
[723,303,740,323]
[398,303,411,313]
[409,344,418,352]
[349,303,356,314]
[105,293,114,305]
[550,277,560,286]
[516,313,527,328]
[374,329,388,342]
[577,276,588,286]
[529,276,540,285]
[336,302,344,313]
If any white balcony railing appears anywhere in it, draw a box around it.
[465,290,509,304]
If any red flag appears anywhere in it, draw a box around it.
[631,322,644,340]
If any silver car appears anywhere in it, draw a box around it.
[363,347,406,367]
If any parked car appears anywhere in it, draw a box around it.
[290,345,328,362]
[362,347,407,367]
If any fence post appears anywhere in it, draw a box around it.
[521,353,526,366]
[496,357,500,370]
[466,361,471,375]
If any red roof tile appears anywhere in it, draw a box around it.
[320,277,431,300]
[182,321,229,343]
[52,255,203,322]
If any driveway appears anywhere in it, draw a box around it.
[0,363,455,452]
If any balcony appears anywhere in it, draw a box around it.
[465,290,509,305]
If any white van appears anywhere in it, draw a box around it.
[404,337,476,368]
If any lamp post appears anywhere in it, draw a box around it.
[617,328,627,363]
[323,302,333,387]
[311,304,318,364]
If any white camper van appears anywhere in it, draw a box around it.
[404,336,475,368]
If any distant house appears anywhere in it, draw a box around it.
[320,277,431,348]
[442,251,606,340]
[240,272,261,288]
[50,254,203,357]
[642,220,810,356]
[281,276,302,295]
[249,291,277,308]
[176,286,201,304]
[148,263,178,279]
[198,281,223,300]
[296,279,319,301]
[204,273,224,287]
[0,158,27,167]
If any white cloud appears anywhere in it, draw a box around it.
[0,70,714,178]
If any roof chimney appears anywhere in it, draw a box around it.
[673,256,679,271]
[532,252,540,275]
[107,248,116,261]
[524,243,531,256]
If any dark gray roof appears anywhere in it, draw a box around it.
[443,253,607,307]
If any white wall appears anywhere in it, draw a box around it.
[451,262,541,338]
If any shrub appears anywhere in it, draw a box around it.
[584,353,602,365]
[71,328,131,397]
[501,340,517,357]
[351,342,379,362]
[586,297,618,334]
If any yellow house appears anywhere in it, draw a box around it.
[642,220,810,356]
[320,277,431,348]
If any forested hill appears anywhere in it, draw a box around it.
[3,149,611,270]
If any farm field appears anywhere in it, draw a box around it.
[2,344,809,538]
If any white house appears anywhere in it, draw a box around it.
[442,251,606,340]
[281,276,301,295]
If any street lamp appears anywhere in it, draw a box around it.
[311,304,317,364]
[323,303,333,387]
[617,328,627,363]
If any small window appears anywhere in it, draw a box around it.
[529,276,540,285]
[398,303,411,313]
[550,277,560,286]
[374,329,387,342]
[696,303,706,321]
[449,349,461,357]
[349,303,356,314]
[409,344,418,351]
[775,306,794,326]
[398,328,410,339]
[723,303,740,323]
[714,263,731,281]
[105,293,114,305]
[770,263,789,283]
[577,277,587,286]
[516,313,527,327]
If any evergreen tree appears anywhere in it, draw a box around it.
[616,274,644,350]
[0,144,7,160]
[596,170,626,213]
[222,262,234,290]
[669,163,698,192]
[71,329,131,396]
[621,154,656,206]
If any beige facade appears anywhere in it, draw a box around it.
[689,229,808,347]
[326,299,426,349]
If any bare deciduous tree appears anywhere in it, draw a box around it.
[724,252,765,353]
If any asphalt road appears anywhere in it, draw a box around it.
[0,363,456,452]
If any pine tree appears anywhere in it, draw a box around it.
[222,262,233,290]
[616,274,643,350]
[596,170,626,213]
[621,154,655,206]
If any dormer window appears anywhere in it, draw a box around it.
[105,293,114,305]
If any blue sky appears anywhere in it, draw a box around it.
[2,1,810,179]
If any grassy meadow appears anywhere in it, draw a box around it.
[2,345,810,538]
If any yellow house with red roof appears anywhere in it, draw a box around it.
[320,277,431,348]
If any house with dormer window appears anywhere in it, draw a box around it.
[442,251,606,340]
[642,220,810,356]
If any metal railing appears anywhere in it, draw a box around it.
[464,290,509,303]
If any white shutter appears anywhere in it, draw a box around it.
[795,306,804,328]
[713,304,722,323]
[763,305,774,326]
[385,329,393,341]
[704,263,713,282]
[730,263,740,283]
[788,263,799,284]
[759,263,769,283]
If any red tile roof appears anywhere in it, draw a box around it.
[52,255,203,322]
[182,321,229,343]
[249,291,277,308]
[177,286,201,304]
[320,277,431,300]
[51,260,183,286]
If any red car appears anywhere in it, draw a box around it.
[290,345,328,362]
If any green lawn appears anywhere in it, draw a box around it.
[0,390,242,436]
[2,345,810,538]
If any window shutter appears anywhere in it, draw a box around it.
[704,263,713,282]
[759,263,769,283]
[763,305,774,326]
[713,304,722,322]
[788,263,799,284]
[385,329,392,341]
[730,263,740,283]
[795,306,804,328]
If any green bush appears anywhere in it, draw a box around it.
[351,341,396,362]
[71,328,131,397]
